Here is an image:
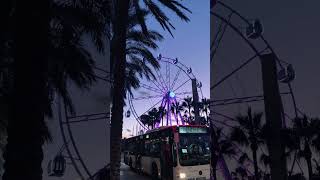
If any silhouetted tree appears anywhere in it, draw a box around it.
[230,107,265,180]
[290,115,320,178]
[110,1,190,179]
[140,108,159,129]
[200,98,210,124]
[182,96,194,123]
[171,101,183,124]
[1,1,109,180]
[210,127,235,180]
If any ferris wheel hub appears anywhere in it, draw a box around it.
[168,91,176,98]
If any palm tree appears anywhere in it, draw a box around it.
[290,115,320,179]
[171,101,183,124]
[2,1,109,180]
[230,107,265,180]
[140,114,152,128]
[158,106,166,126]
[140,108,159,129]
[182,96,194,123]
[110,1,191,179]
[232,153,252,180]
[200,98,210,125]
[313,159,320,176]
[210,127,235,180]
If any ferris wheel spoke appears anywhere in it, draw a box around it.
[140,82,164,94]
[173,78,191,92]
[174,91,192,96]
[131,94,164,101]
[170,68,182,90]
[211,12,233,63]
[168,62,171,90]
[166,62,169,90]
[93,66,111,76]
[155,69,168,92]
[151,77,166,93]
[139,99,163,117]
[210,47,268,91]
[63,114,110,124]
[211,118,237,129]
[159,66,170,91]
[210,111,238,123]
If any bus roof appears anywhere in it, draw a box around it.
[124,125,208,141]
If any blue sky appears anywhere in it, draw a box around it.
[123,1,210,137]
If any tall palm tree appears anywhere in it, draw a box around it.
[313,159,320,176]
[158,106,166,126]
[182,96,194,123]
[2,1,109,180]
[210,127,235,180]
[140,108,159,129]
[230,107,265,180]
[171,101,183,124]
[290,115,320,178]
[200,98,210,125]
[110,1,191,179]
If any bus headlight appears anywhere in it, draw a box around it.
[179,173,186,179]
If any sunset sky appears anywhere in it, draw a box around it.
[122,1,210,138]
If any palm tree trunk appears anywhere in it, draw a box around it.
[306,157,313,180]
[188,107,192,123]
[252,148,259,180]
[211,158,218,180]
[110,1,130,180]
[3,1,49,180]
[304,143,313,179]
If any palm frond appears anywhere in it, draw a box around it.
[158,0,191,20]
[238,153,250,165]
[143,0,175,36]
[132,0,149,36]
[260,153,270,167]
[231,127,249,146]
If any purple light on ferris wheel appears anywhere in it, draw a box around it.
[154,90,189,128]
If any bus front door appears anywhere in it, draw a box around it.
[160,137,173,180]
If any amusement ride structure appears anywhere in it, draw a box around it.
[46,1,303,180]
[210,1,302,179]
[126,54,203,133]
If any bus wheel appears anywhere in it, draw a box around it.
[151,164,159,180]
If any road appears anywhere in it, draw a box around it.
[120,160,150,180]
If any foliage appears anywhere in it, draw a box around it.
[230,107,266,179]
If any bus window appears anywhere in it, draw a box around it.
[144,141,151,156]
[150,141,160,157]
[178,133,210,166]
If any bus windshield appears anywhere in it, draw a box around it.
[178,133,210,166]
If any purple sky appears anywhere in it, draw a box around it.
[123,1,210,137]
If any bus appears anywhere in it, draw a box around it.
[123,125,210,180]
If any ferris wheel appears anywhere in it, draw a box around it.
[125,54,204,134]
[47,66,112,180]
[210,1,301,178]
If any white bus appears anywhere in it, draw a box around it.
[123,125,210,180]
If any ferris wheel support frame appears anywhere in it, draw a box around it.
[211,1,300,178]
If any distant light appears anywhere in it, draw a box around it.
[169,91,175,98]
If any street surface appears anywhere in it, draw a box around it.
[120,158,150,180]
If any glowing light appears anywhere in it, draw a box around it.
[179,173,186,179]
[169,91,175,98]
